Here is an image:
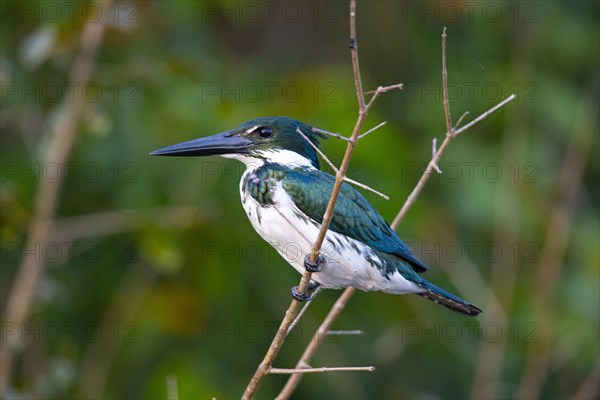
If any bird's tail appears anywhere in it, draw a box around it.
[416,280,482,316]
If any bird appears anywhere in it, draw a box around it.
[150,116,482,316]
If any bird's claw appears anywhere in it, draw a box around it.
[291,286,312,301]
[304,254,325,273]
[291,281,320,301]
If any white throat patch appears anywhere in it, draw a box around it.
[222,149,316,171]
[254,149,316,170]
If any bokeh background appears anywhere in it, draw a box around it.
[1,1,598,399]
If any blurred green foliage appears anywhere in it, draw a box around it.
[1,1,598,399]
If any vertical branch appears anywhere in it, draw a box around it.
[0,0,113,391]
[242,2,373,398]
[441,27,453,133]
[349,0,365,110]
[307,0,371,267]
[393,26,453,228]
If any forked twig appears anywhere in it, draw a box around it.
[390,93,514,228]
[312,127,351,141]
[276,285,359,399]
[451,95,515,138]
[312,120,390,142]
[276,26,515,399]
[366,83,404,107]
[296,128,390,200]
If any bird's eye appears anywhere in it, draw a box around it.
[257,127,274,139]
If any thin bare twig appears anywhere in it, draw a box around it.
[431,138,442,173]
[270,366,375,374]
[358,121,387,140]
[296,128,389,200]
[455,111,470,129]
[278,27,515,399]
[286,288,321,336]
[441,27,453,134]
[366,84,403,109]
[296,127,339,171]
[365,83,404,94]
[350,0,365,111]
[312,127,351,141]
[327,330,365,336]
[0,0,113,391]
[313,119,393,142]
[344,178,389,200]
[451,94,516,137]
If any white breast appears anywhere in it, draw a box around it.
[239,170,422,294]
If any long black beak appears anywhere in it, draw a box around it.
[149,130,254,157]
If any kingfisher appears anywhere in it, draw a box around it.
[150,116,482,316]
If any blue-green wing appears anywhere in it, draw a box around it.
[281,168,429,273]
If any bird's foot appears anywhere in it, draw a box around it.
[304,254,325,273]
[291,280,320,301]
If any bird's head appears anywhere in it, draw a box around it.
[150,116,327,170]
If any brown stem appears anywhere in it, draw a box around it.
[276,286,357,399]
[441,27,453,134]
[241,2,371,397]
